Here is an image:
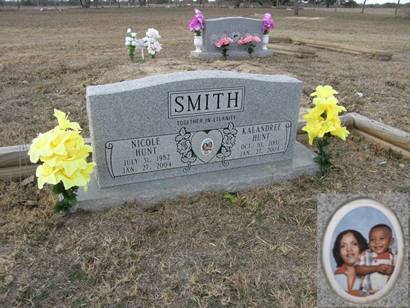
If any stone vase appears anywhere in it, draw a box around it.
[262,34,269,50]
[194,35,203,53]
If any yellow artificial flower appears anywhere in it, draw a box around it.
[303,107,324,122]
[29,129,85,163]
[310,85,338,99]
[57,161,95,190]
[313,95,336,106]
[36,163,60,189]
[36,160,95,190]
[302,117,323,145]
[313,99,346,121]
[302,86,349,145]
[330,124,349,141]
[303,110,350,145]
[54,109,81,132]
[28,130,56,163]
[29,109,95,190]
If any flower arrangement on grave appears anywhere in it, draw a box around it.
[188,9,205,36]
[302,85,349,176]
[188,9,205,53]
[143,28,162,59]
[125,28,138,61]
[261,13,275,50]
[28,109,95,214]
[237,34,261,56]
[215,37,234,59]
[262,13,275,35]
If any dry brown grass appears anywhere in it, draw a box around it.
[1,135,409,306]
[0,7,409,307]
[0,7,409,147]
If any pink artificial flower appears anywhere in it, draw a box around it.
[252,35,261,43]
[262,13,275,34]
[215,37,233,48]
[237,35,261,46]
[237,36,249,45]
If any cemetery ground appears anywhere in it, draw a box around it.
[0,7,409,306]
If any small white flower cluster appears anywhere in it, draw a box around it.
[125,28,138,61]
[125,27,162,60]
[143,28,162,57]
[125,28,138,47]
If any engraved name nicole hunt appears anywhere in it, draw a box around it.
[168,87,245,118]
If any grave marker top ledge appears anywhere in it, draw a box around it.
[86,71,302,188]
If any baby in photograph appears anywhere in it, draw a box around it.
[356,224,395,294]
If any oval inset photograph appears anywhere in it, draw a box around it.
[322,198,404,304]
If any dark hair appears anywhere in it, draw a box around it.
[369,224,392,238]
[332,230,368,267]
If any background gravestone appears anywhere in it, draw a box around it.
[79,71,317,210]
[191,17,273,59]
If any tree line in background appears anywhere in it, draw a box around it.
[1,0,408,17]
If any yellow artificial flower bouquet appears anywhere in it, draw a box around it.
[302,85,349,176]
[29,109,95,214]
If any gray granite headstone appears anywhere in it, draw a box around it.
[79,71,317,210]
[191,17,273,59]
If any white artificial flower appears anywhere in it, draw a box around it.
[146,28,161,40]
[153,41,162,52]
[142,37,150,47]
[147,46,155,55]
[145,40,162,55]
[127,28,132,33]
[131,32,137,38]
[142,29,162,56]
[125,36,133,46]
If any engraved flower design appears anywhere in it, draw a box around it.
[175,127,191,142]
[175,127,197,170]
[177,139,192,155]
[223,122,238,139]
[181,150,196,164]
[220,146,230,156]
[217,122,238,166]
[222,133,236,148]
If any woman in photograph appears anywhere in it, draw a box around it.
[332,229,368,296]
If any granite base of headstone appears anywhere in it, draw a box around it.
[191,49,273,60]
[191,17,273,60]
[77,70,317,211]
[77,143,317,211]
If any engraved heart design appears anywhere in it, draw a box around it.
[192,130,223,163]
